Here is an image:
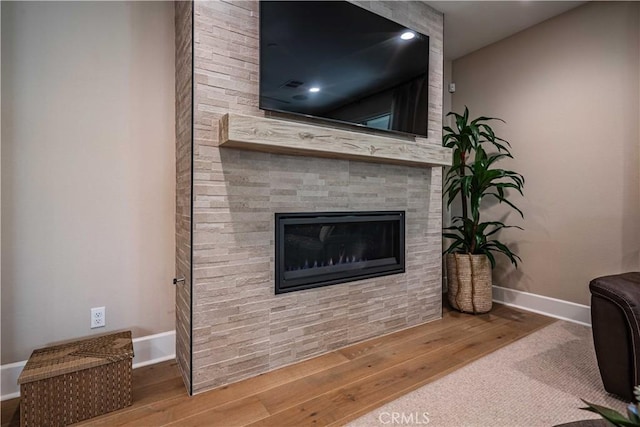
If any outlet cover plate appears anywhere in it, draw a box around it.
[91,306,106,328]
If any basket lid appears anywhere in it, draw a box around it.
[18,331,134,385]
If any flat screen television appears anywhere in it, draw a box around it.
[259,1,430,138]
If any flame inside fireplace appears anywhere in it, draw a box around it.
[286,255,368,271]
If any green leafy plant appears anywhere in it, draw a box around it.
[442,107,525,268]
[581,386,640,426]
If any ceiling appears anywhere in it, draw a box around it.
[425,1,586,60]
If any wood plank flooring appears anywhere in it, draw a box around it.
[1,304,554,427]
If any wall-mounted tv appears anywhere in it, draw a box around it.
[259,1,430,138]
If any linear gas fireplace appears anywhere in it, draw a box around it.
[275,211,405,294]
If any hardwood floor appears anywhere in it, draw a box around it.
[1,304,554,427]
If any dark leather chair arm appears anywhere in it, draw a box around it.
[590,272,640,401]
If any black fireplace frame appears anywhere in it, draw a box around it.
[275,211,405,294]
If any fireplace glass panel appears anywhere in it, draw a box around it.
[275,212,405,293]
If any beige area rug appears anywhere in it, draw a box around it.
[348,321,628,427]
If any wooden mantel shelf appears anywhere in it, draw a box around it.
[218,113,452,168]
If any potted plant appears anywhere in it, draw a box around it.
[580,386,640,426]
[442,107,525,313]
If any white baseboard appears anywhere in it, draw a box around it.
[2,291,589,401]
[1,361,27,401]
[492,285,591,327]
[131,331,176,369]
[1,330,176,401]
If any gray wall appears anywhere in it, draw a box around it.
[451,1,640,305]
[1,1,176,363]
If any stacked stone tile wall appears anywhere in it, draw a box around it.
[189,0,444,393]
[175,0,193,394]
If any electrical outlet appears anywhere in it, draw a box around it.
[91,307,106,329]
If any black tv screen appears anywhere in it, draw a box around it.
[259,1,430,137]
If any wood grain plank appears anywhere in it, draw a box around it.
[162,318,519,427]
[489,304,555,332]
[130,360,182,389]
[78,377,187,426]
[218,113,453,167]
[1,305,554,427]
[339,304,514,360]
[247,323,533,427]
[249,315,518,415]
[81,351,349,426]
[327,316,555,426]
[164,396,270,427]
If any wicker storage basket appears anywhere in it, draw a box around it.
[446,253,493,314]
[17,331,134,427]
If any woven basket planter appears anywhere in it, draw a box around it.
[446,253,493,314]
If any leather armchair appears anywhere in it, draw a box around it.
[589,272,640,401]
